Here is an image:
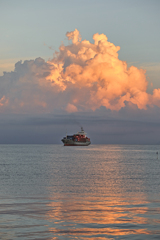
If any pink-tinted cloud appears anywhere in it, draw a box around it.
[0,29,160,113]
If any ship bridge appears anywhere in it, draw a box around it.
[76,127,86,136]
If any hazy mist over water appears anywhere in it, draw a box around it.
[0,144,160,239]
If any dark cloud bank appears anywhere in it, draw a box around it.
[0,109,160,144]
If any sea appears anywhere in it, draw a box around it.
[0,144,160,240]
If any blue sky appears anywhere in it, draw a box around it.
[1,0,160,71]
[0,0,160,144]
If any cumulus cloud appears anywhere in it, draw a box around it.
[1,29,160,114]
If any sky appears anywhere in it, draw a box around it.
[0,0,160,144]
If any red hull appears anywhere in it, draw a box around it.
[64,144,89,146]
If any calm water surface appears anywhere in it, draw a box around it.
[0,144,160,239]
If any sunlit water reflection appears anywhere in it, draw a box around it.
[0,145,160,239]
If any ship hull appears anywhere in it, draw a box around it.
[64,142,91,146]
[62,139,91,146]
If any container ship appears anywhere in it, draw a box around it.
[61,127,91,146]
